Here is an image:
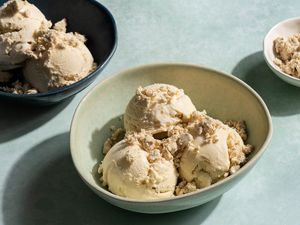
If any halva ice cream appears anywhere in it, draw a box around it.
[24,19,94,92]
[0,0,51,70]
[99,84,254,200]
[178,111,252,189]
[0,0,95,94]
[100,130,177,199]
[124,84,196,133]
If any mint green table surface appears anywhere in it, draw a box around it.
[1,1,300,224]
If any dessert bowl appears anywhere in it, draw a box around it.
[70,63,272,213]
[0,0,117,104]
[264,17,300,87]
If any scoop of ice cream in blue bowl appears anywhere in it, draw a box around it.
[0,0,117,104]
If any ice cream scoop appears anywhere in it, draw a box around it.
[23,19,95,92]
[179,111,250,188]
[0,0,51,70]
[100,131,177,200]
[124,84,196,133]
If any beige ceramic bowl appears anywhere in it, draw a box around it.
[264,17,300,87]
[70,63,272,214]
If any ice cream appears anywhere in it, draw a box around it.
[124,84,196,133]
[100,131,178,200]
[99,84,254,199]
[0,0,51,70]
[23,19,95,92]
[178,111,251,188]
[0,0,96,94]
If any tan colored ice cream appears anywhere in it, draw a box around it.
[100,85,254,199]
[0,0,51,70]
[100,131,178,200]
[178,111,251,188]
[23,19,95,92]
[124,84,196,133]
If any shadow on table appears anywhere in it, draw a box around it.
[89,114,124,160]
[3,133,220,225]
[0,98,73,143]
[232,51,300,117]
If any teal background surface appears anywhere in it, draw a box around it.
[1,0,300,224]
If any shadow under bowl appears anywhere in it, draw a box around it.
[0,0,117,105]
[70,63,272,214]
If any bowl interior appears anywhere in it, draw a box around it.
[264,17,300,82]
[71,64,271,201]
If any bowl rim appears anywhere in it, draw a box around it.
[70,63,273,203]
[263,16,300,82]
[0,0,118,98]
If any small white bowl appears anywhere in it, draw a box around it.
[264,17,300,87]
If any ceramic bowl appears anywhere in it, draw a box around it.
[264,17,300,87]
[70,63,272,214]
[0,0,117,104]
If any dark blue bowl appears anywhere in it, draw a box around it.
[0,0,117,104]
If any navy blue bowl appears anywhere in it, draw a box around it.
[0,0,117,104]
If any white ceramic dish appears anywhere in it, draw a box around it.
[70,63,272,214]
[264,17,300,87]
